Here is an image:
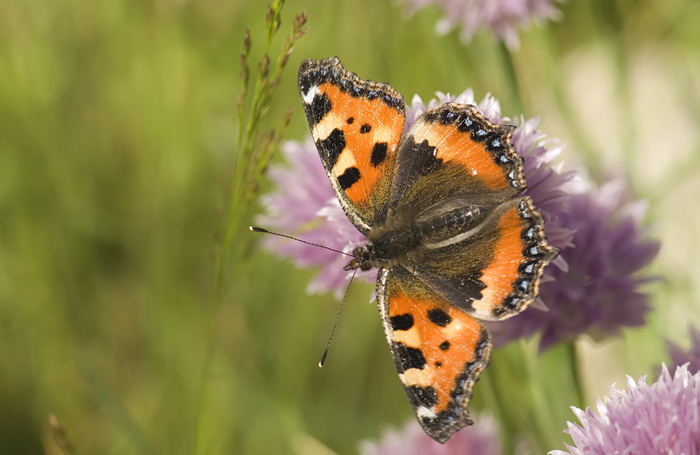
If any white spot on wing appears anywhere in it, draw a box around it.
[302,84,319,104]
[416,406,437,420]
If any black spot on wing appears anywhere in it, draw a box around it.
[360,124,372,133]
[427,309,452,327]
[439,341,450,351]
[396,343,427,371]
[457,113,474,132]
[471,127,489,142]
[420,109,439,123]
[453,272,487,302]
[492,307,506,318]
[371,142,388,167]
[347,117,354,124]
[486,135,504,152]
[309,93,332,126]
[337,167,361,190]
[391,313,414,331]
[298,72,312,97]
[317,128,346,168]
[439,108,459,125]
[404,138,442,177]
[408,385,438,408]
[423,105,474,130]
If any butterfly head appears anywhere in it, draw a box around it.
[344,246,373,272]
[344,226,419,272]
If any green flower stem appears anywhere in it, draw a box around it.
[480,339,588,453]
[567,341,586,410]
[594,0,637,189]
[478,369,517,455]
[497,42,526,118]
[537,26,605,180]
[195,3,306,454]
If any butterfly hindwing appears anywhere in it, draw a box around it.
[376,267,491,443]
[413,196,558,320]
[380,103,557,320]
[298,57,406,234]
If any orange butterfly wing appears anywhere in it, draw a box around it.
[377,267,491,443]
[298,57,405,234]
[389,103,557,320]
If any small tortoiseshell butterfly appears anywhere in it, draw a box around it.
[298,56,557,443]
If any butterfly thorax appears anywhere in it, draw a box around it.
[344,205,484,272]
[345,224,418,271]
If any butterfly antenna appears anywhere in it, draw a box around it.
[249,226,352,256]
[318,268,358,368]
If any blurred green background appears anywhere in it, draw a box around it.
[2,0,700,454]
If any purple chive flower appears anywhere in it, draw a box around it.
[257,90,572,300]
[667,327,700,375]
[399,0,563,49]
[489,179,661,351]
[550,364,700,455]
[256,138,375,299]
[359,415,502,455]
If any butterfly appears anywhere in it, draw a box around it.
[297,56,557,443]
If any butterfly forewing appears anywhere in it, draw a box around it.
[298,57,406,233]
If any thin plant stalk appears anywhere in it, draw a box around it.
[195,3,307,454]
